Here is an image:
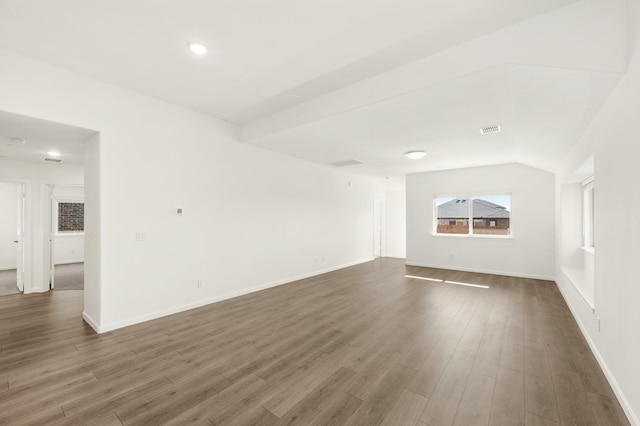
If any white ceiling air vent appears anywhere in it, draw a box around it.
[480,125,501,135]
[328,159,363,167]
[44,157,63,163]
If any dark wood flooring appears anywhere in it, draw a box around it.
[0,258,630,425]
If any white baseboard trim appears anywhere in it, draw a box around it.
[0,265,17,271]
[54,260,84,266]
[82,311,100,333]
[95,257,375,334]
[555,279,639,426]
[405,261,555,281]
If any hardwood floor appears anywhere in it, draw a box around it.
[0,258,630,425]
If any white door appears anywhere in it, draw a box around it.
[15,183,25,292]
[373,199,383,258]
[48,186,55,290]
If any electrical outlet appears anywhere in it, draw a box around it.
[135,232,147,242]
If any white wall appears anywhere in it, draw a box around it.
[0,159,84,290]
[406,163,555,279]
[0,48,375,332]
[53,235,84,265]
[0,182,18,270]
[553,2,640,422]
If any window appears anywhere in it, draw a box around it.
[435,195,511,237]
[583,177,594,248]
[58,202,84,234]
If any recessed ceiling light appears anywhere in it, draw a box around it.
[405,150,426,160]
[188,42,207,55]
[47,151,61,157]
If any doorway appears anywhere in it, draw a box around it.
[0,181,25,296]
[373,199,384,258]
[46,184,85,291]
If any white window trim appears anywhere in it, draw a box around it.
[432,193,513,239]
[54,198,85,236]
[582,177,595,250]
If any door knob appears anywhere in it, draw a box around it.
[13,240,18,243]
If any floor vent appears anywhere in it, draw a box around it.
[328,159,363,167]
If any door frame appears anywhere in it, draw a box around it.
[0,177,31,293]
[44,183,85,290]
[373,199,386,258]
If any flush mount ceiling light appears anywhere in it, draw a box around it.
[47,151,61,157]
[188,42,207,55]
[7,137,26,145]
[405,150,426,160]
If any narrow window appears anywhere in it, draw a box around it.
[583,178,594,248]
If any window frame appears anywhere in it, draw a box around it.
[433,193,513,239]
[55,199,85,236]
[582,177,595,250]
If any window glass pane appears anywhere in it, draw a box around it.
[471,195,510,236]
[583,181,594,248]
[58,202,84,233]
[436,197,469,234]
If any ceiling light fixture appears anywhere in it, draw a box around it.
[8,137,26,145]
[188,42,207,55]
[405,150,426,160]
[47,151,61,157]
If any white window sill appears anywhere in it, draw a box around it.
[432,233,514,240]
[55,232,85,237]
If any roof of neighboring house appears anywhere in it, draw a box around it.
[437,198,510,219]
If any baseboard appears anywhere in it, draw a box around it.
[555,280,639,426]
[54,260,84,265]
[82,311,100,333]
[96,257,375,334]
[0,265,17,271]
[405,261,555,281]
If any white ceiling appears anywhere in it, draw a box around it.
[0,0,628,176]
[0,111,96,165]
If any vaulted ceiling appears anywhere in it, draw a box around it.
[0,0,628,175]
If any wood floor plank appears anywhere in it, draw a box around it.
[587,391,631,426]
[0,259,629,426]
[489,367,525,426]
[452,371,495,426]
[419,351,474,426]
[276,367,356,425]
[344,363,415,426]
[380,389,428,426]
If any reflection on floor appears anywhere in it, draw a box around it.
[54,262,84,291]
[0,269,19,296]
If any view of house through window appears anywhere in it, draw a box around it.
[435,195,511,236]
[58,202,84,234]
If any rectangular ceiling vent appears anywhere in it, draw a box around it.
[480,125,501,135]
[328,159,363,167]
[44,157,63,163]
